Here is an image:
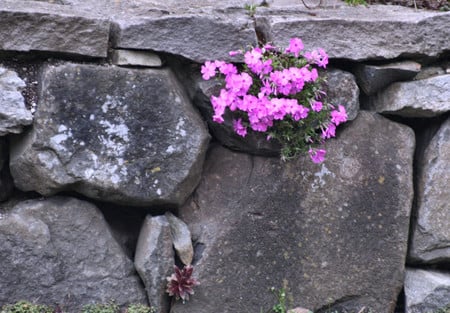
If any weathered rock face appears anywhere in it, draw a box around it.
[0,138,14,202]
[193,68,359,156]
[0,1,109,57]
[325,69,359,121]
[165,212,194,266]
[405,269,450,313]
[0,67,33,135]
[111,11,257,63]
[0,196,147,311]
[353,61,421,95]
[10,63,210,206]
[368,75,450,117]
[172,111,415,313]
[409,117,450,263]
[135,215,174,313]
[256,7,450,61]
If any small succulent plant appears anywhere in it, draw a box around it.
[166,264,200,303]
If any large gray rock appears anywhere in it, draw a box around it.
[10,63,209,206]
[0,67,33,135]
[135,215,174,313]
[353,61,421,95]
[111,11,257,63]
[0,196,147,311]
[405,269,450,313]
[256,6,450,61]
[0,0,109,57]
[409,117,450,263]
[165,212,194,266]
[368,75,450,117]
[172,111,415,313]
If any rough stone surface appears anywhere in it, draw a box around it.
[0,67,33,135]
[414,66,445,81]
[0,196,147,311]
[325,68,359,121]
[0,1,109,57]
[173,111,415,313]
[112,49,163,67]
[10,63,210,206]
[409,117,450,263]
[353,61,421,95]
[256,6,450,61]
[135,215,173,313]
[0,138,14,202]
[111,11,257,63]
[405,268,450,313]
[165,212,194,265]
[368,75,450,117]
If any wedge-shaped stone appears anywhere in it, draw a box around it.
[369,75,450,117]
[135,215,174,313]
[10,63,209,206]
[0,0,109,57]
[405,269,450,313]
[256,6,450,61]
[111,11,257,63]
[172,112,415,313]
[409,117,450,263]
[354,61,421,95]
[0,196,147,312]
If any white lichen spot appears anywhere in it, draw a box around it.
[89,114,95,121]
[175,118,187,137]
[166,145,176,154]
[101,95,121,113]
[311,164,335,191]
[58,125,68,132]
[156,188,162,196]
[134,176,141,185]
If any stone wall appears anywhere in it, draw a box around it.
[0,1,449,313]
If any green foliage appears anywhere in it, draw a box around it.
[344,0,367,6]
[81,303,119,313]
[430,304,450,313]
[244,3,258,17]
[124,304,156,313]
[271,287,288,313]
[0,301,53,313]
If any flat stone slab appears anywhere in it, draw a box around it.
[10,63,210,206]
[173,111,415,313]
[368,74,450,117]
[0,0,110,57]
[111,11,257,63]
[255,6,450,61]
[405,268,450,313]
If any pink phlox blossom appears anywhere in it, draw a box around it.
[229,50,242,56]
[305,48,328,68]
[261,59,273,75]
[288,67,306,93]
[309,148,326,164]
[233,118,248,137]
[291,104,309,121]
[201,61,217,80]
[321,122,336,139]
[330,105,348,126]
[310,68,319,81]
[239,94,259,112]
[244,48,262,67]
[218,62,238,76]
[268,98,288,120]
[285,37,304,58]
[311,101,323,112]
[263,43,276,51]
[250,116,273,132]
[225,72,253,96]
[258,79,273,97]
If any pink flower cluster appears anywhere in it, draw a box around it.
[201,38,347,163]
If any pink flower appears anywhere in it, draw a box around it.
[311,101,323,112]
[309,148,326,164]
[225,73,253,96]
[218,62,237,76]
[233,118,247,137]
[229,50,242,56]
[321,122,336,139]
[305,48,328,68]
[201,61,217,80]
[331,105,348,126]
[285,38,304,58]
[291,104,309,121]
